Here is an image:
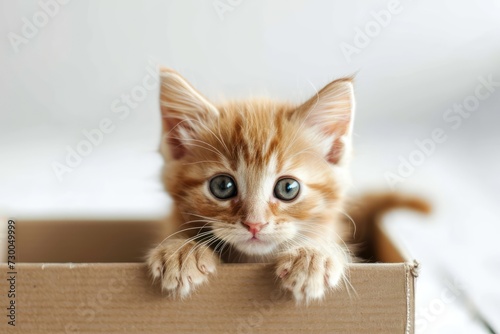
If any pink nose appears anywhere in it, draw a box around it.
[243,222,266,235]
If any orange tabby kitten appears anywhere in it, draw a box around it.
[147,67,355,303]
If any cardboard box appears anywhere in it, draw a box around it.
[1,218,418,333]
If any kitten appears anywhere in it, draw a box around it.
[147,67,355,303]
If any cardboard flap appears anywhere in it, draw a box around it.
[7,218,415,264]
[0,263,413,333]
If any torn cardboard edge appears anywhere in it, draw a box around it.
[0,218,418,333]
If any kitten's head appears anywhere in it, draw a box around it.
[159,68,354,256]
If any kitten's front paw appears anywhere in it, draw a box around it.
[147,239,218,298]
[275,247,346,303]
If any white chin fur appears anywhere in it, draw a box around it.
[233,240,278,256]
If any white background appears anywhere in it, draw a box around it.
[1,1,499,333]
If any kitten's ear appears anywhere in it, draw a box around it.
[159,67,219,160]
[293,77,355,165]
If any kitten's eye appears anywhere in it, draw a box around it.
[274,178,300,201]
[209,175,237,200]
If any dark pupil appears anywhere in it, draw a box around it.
[285,182,296,193]
[218,179,232,191]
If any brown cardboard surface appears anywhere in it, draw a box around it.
[1,263,412,334]
[1,219,416,333]
[13,219,165,263]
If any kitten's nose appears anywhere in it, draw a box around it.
[243,222,266,235]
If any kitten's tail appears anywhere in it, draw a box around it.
[345,192,431,260]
